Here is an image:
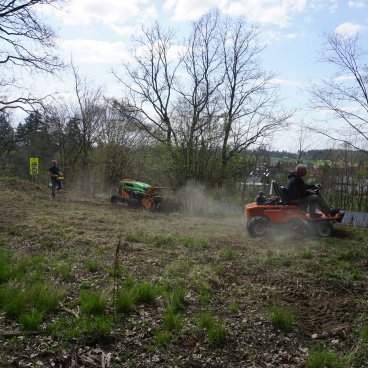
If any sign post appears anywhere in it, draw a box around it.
[29,158,39,183]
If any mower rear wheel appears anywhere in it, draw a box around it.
[314,221,333,237]
[247,216,269,237]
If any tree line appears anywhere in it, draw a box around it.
[0,1,367,210]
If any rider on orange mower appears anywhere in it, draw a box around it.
[285,164,340,219]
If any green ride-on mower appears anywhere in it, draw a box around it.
[111,179,165,210]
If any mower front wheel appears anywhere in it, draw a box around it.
[314,221,333,237]
[247,216,269,237]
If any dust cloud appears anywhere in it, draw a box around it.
[175,180,243,218]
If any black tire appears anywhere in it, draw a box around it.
[111,195,123,204]
[247,216,269,237]
[128,198,140,208]
[314,221,333,237]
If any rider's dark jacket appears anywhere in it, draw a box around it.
[285,171,315,201]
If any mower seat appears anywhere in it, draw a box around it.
[271,180,292,205]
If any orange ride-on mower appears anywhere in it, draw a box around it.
[111,179,164,210]
[245,180,345,237]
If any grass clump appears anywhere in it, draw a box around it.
[133,281,156,304]
[48,315,113,342]
[115,288,136,314]
[53,261,73,280]
[151,234,173,247]
[196,311,228,347]
[163,286,186,312]
[268,305,295,331]
[80,290,107,315]
[219,248,236,260]
[306,348,341,368]
[0,281,62,319]
[179,236,209,249]
[162,307,184,331]
[359,324,368,342]
[154,330,171,346]
[19,309,44,331]
[300,250,313,260]
[85,260,100,272]
[107,264,123,278]
[125,232,145,243]
[0,249,13,283]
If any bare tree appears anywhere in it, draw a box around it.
[218,16,290,181]
[0,0,63,112]
[114,22,179,146]
[72,64,104,171]
[310,32,368,154]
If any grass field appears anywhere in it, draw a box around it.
[0,177,367,367]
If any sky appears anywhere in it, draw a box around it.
[33,0,368,152]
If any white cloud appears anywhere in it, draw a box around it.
[348,1,367,8]
[334,22,363,37]
[59,39,130,64]
[164,0,308,27]
[54,0,158,33]
[271,78,304,87]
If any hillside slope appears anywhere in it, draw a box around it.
[0,178,367,367]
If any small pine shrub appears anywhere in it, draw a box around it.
[269,305,295,331]
[306,348,340,368]
[80,290,107,315]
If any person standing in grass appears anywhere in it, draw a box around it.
[48,160,63,198]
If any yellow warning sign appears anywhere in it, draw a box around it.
[29,158,39,175]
